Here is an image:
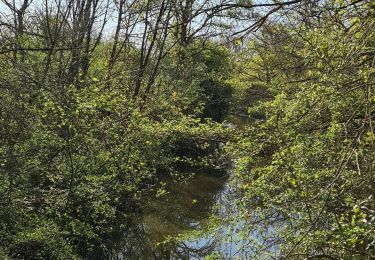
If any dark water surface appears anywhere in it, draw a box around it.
[106,171,238,259]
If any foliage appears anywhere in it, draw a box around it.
[1,0,374,258]
[227,2,375,258]
[0,27,233,258]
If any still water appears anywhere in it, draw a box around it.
[105,170,246,259]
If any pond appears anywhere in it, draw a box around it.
[104,169,246,259]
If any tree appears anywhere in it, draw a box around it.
[227,0,375,258]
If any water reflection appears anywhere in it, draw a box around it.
[109,172,228,259]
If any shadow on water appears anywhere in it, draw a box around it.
[106,171,229,260]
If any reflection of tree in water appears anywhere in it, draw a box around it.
[109,173,227,259]
[173,237,218,259]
